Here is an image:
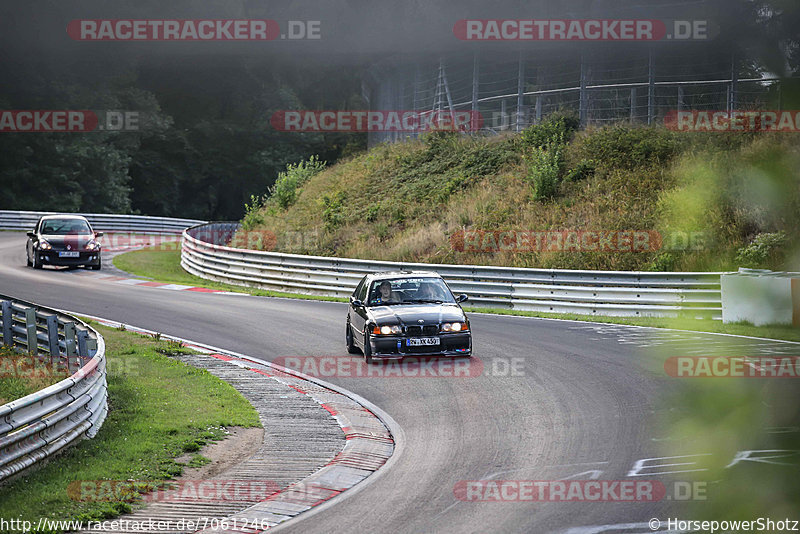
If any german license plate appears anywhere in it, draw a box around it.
[58,251,79,258]
[407,337,439,346]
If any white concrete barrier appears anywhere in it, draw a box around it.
[721,268,800,326]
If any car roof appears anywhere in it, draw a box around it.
[39,215,90,221]
[367,271,441,282]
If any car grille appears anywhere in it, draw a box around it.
[405,325,438,336]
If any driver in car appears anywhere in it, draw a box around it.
[375,280,401,304]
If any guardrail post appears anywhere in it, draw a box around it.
[46,314,60,363]
[86,336,98,357]
[64,322,77,372]
[1,300,10,347]
[77,329,89,360]
[25,307,37,355]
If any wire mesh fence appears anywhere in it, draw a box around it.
[365,45,783,145]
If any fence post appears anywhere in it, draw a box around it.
[630,87,637,123]
[440,59,455,116]
[729,52,738,112]
[647,49,655,125]
[579,52,588,126]
[678,85,685,112]
[1,300,10,347]
[535,95,542,125]
[412,64,420,114]
[516,52,525,132]
[25,307,37,356]
[471,53,479,132]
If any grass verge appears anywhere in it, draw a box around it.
[112,244,345,303]
[113,244,800,344]
[0,346,70,405]
[0,323,261,532]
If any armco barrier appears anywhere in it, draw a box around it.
[0,295,107,483]
[182,223,723,319]
[0,210,205,234]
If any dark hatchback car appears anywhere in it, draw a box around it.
[346,271,472,363]
[26,215,103,270]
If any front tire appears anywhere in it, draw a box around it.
[26,249,32,267]
[363,330,375,364]
[33,253,43,269]
[90,258,101,270]
[346,322,359,354]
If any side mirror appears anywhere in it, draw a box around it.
[456,294,469,303]
[26,232,36,239]
[95,231,104,237]
[350,297,363,308]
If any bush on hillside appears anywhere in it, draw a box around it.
[574,125,685,170]
[269,155,326,209]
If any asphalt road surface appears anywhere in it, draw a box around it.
[1,233,795,534]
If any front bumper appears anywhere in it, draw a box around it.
[38,251,100,266]
[370,332,472,360]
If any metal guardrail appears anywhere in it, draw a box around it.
[182,222,723,319]
[0,295,107,483]
[0,210,206,234]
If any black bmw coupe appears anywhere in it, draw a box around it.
[346,271,472,363]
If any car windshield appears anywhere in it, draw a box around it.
[367,277,456,306]
[40,219,92,235]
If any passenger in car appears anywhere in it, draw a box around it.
[416,282,441,300]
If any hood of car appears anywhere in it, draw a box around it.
[368,303,465,325]
[38,234,95,250]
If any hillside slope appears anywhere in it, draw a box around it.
[239,118,799,272]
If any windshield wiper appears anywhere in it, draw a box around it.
[404,299,444,304]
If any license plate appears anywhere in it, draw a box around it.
[58,251,79,258]
[407,337,440,346]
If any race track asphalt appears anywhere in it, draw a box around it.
[1,233,793,534]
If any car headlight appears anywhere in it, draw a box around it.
[373,325,402,335]
[441,322,468,332]
[85,240,100,251]
[39,240,52,250]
